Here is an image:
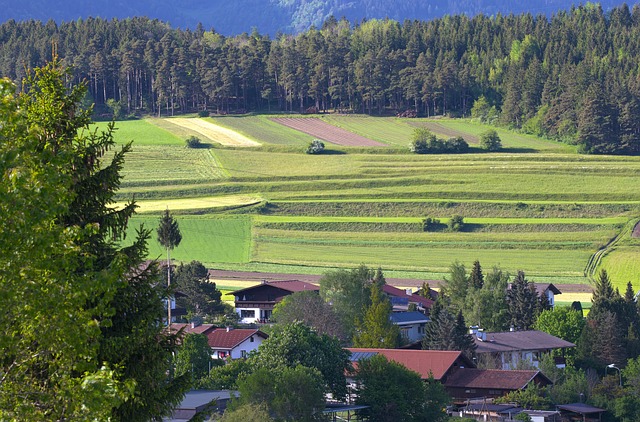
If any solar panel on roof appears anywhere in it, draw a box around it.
[350,351,378,361]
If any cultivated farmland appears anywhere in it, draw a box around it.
[271,117,387,147]
[111,115,640,292]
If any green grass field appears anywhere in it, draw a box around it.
[109,115,640,290]
[126,216,252,264]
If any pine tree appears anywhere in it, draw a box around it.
[593,269,615,302]
[423,295,475,357]
[470,260,484,290]
[507,271,538,330]
[372,266,386,288]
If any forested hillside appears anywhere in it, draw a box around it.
[0,0,632,35]
[1,4,640,153]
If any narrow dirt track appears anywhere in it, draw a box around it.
[271,117,387,147]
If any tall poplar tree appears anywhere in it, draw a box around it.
[157,207,182,324]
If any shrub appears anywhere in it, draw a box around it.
[198,110,210,117]
[422,217,441,232]
[306,139,325,154]
[448,215,465,232]
[185,136,203,148]
[479,129,502,151]
[446,136,469,153]
[410,128,436,154]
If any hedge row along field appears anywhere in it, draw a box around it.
[109,115,640,291]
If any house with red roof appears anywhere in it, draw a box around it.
[206,327,268,360]
[229,280,319,324]
[347,348,554,405]
[381,284,434,313]
[347,348,474,381]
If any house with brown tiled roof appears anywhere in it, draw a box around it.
[471,329,575,370]
[228,280,319,324]
[207,327,268,360]
[168,322,217,337]
[443,368,552,403]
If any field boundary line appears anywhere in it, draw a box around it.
[585,218,638,281]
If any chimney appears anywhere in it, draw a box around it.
[406,288,413,295]
[191,321,195,329]
[510,325,515,332]
[469,325,479,335]
[226,326,232,332]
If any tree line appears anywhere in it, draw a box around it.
[1,4,640,153]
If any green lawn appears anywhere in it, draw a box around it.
[93,119,183,146]
[126,216,252,264]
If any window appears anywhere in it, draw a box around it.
[218,351,227,359]
[240,310,255,319]
[250,336,254,342]
[241,350,247,358]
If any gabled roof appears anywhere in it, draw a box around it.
[382,285,434,308]
[474,330,575,354]
[390,311,430,325]
[227,280,319,296]
[347,348,474,380]
[206,328,268,350]
[169,323,216,336]
[534,283,562,296]
[444,368,552,390]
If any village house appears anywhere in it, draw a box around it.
[471,328,576,369]
[229,280,319,324]
[389,311,429,343]
[444,368,553,403]
[206,327,268,360]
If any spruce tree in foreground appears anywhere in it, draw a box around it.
[0,60,189,420]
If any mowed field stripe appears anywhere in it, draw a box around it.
[271,117,387,147]
[254,215,628,224]
[165,118,261,147]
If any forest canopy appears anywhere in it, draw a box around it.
[1,3,639,153]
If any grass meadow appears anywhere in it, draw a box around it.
[125,216,251,264]
[109,115,640,291]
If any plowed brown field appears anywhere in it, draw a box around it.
[271,117,387,147]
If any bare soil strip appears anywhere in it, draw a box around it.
[633,221,640,238]
[166,118,261,147]
[271,117,387,147]
[408,121,479,144]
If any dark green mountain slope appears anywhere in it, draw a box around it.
[0,0,634,35]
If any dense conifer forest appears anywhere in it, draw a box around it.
[0,0,631,35]
[2,3,640,153]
